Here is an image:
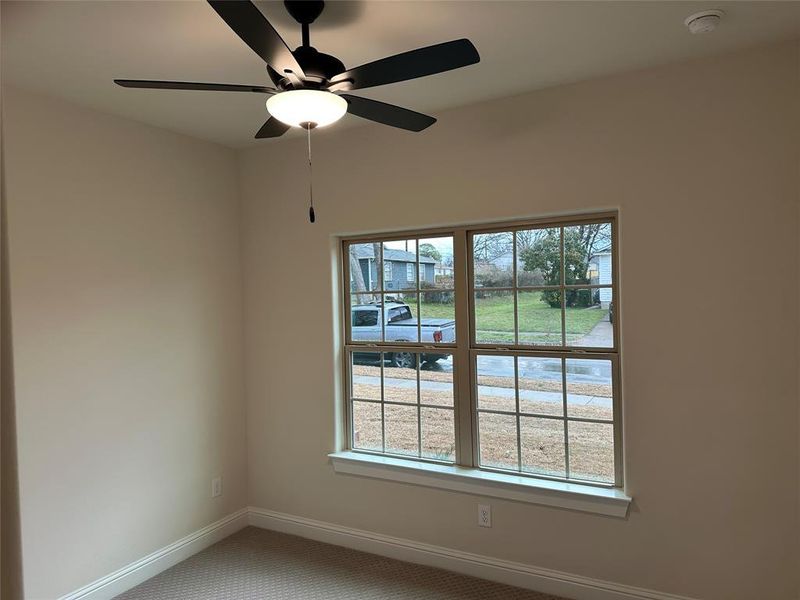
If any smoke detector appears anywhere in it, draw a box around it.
[684,10,724,34]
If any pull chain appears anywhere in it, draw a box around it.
[306,124,315,223]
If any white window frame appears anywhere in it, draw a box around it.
[384,262,392,281]
[334,213,630,517]
[406,262,415,282]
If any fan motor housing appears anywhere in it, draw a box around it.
[293,46,345,83]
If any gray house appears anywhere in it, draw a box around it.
[351,246,436,291]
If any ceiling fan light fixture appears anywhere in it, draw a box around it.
[266,90,347,128]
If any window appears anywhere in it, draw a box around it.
[384,262,393,281]
[387,306,413,323]
[342,214,621,490]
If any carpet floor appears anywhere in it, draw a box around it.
[116,526,567,599]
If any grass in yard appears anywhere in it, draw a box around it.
[351,363,615,482]
[352,397,613,482]
[419,293,607,344]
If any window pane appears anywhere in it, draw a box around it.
[420,236,454,291]
[473,232,513,288]
[421,407,455,461]
[385,404,418,456]
[420,355,453,407]
[568,421,615,483]
[521,417,566,478]
[350,297,382,342]
[518,357,563,416]
[516,227,560,287]
[518,289,563,346]
[348,243,381,293]
[565,288,612,347]
[346,218,618,486]
[384,293,419,343]
[476,355,515,412]
[383,359,417,404]
[474,290,514,344]
[420,298,455,344]
[352,401,382,451]
[566,358,613,420]
[563,222,612,286]
[351,352,382,401]
[478,412,518,470]
[383,239,417,291]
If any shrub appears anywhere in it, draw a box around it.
[420,281,454,304]
[540,288,594,308]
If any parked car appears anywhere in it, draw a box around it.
[351,302,455,368]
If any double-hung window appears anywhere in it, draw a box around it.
[340,214,623,499]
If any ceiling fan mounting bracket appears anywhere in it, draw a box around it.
[284,1,325,26]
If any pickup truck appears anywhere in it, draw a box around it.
[351,301,455,368]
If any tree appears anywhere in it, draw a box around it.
[418,243,442,262]
[372,242,383,300]
[349,245,381,304]
[520,229,593,307]
[472,231,512,262]
[572,223,610,268]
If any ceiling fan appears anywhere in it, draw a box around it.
[114,0,480,137]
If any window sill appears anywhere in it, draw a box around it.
[329,451,631,518]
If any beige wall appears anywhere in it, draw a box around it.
[238,42,800,600]
[2,87,248,599]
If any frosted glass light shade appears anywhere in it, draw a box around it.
[266,90,348,128]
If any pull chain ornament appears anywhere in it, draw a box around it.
[304,122,316,223]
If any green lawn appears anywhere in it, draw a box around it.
[420,293,607,344]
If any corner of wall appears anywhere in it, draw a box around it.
[1,79,25,600]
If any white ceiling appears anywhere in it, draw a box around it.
[2,1,799,148]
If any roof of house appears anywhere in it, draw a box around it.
[351,246,437,264]
[590,244,612,257]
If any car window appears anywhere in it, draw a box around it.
[352,309,378,327]
[387,307,412,323]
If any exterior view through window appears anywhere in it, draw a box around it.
[343,214,620,487]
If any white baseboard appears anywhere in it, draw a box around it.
[59,508,249,600]
[248,506,698,600]
[57,506,698,600]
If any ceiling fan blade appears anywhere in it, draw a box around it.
[341,95,435,132]
[332,39,479,91]
[207,0,305,78]
[114,80,276,94]
[255,116,291,139]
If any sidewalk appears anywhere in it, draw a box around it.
[352,375,612,409]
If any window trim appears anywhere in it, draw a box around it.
[340,212,623,499]
[329,451,631,518]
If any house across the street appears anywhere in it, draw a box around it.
[589,244,612,308]
[351,246,437,291]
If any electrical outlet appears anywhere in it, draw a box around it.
[211,477,222,498]
[478,503,491,528]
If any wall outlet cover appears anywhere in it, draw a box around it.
[478,503,491,527]
[212,477,222,498]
